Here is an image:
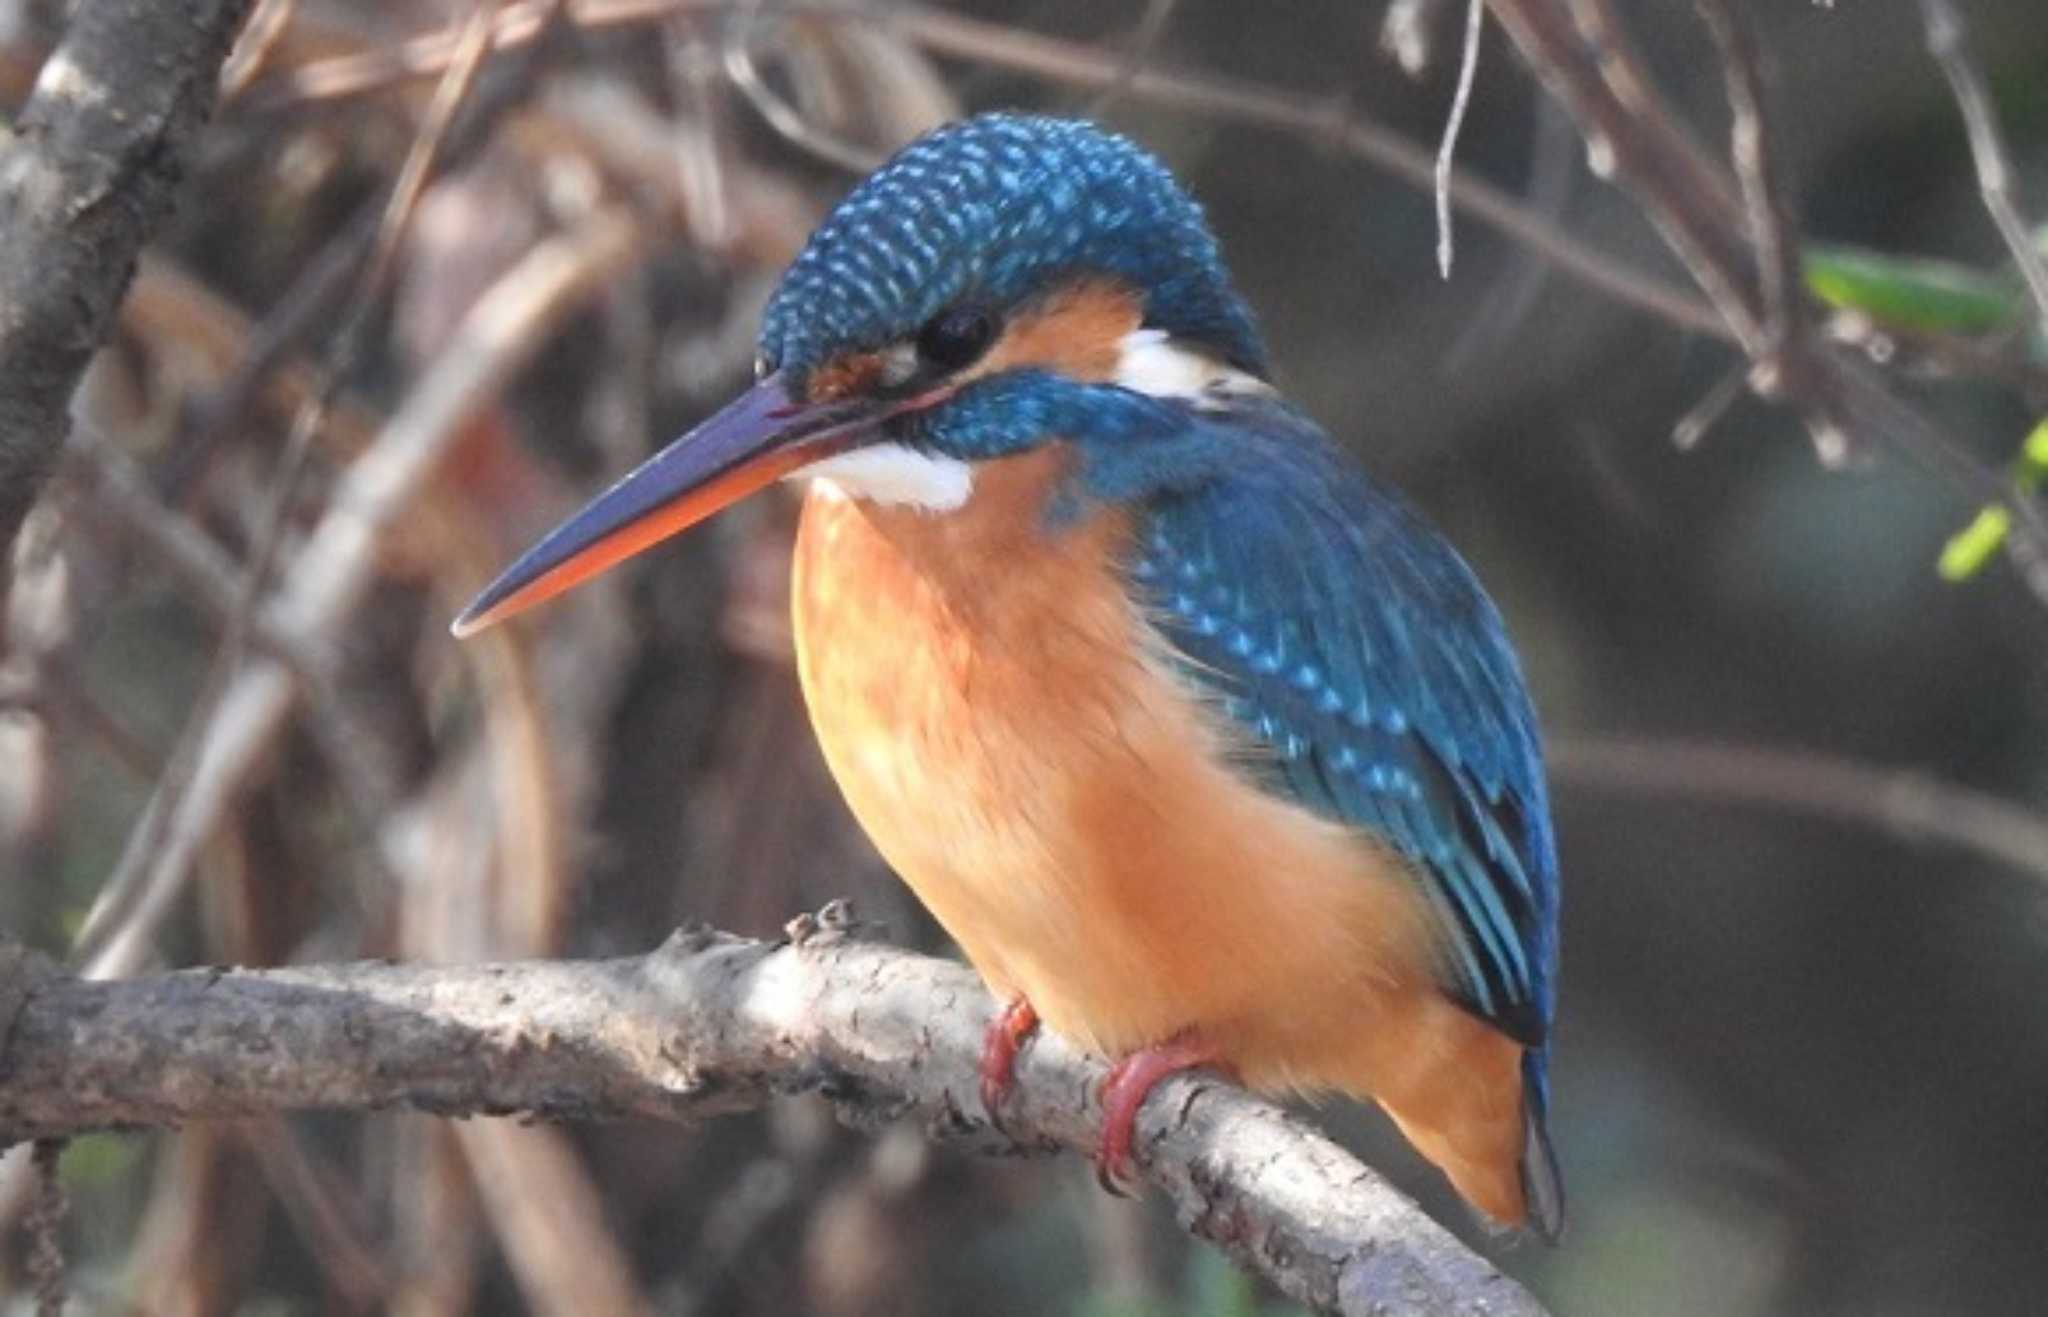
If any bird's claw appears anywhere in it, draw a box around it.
[1093,1036,1214,1198]
[978,996,1040,1134]
[1093,1141,1139,1197]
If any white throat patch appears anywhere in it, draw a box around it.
[789,333,1264,510]
[793,442,974,511]
[1114,329,1272,407]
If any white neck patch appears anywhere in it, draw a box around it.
[793,442,974,512]
[789,333,1264,511]
[1114,329,1272,407]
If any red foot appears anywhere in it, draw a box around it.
[979,997,1040,1129]
[1095,1037,1216,1196]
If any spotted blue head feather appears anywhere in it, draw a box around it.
[758,113,1266,389]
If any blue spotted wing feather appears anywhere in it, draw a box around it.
[1110,398,1559,1050]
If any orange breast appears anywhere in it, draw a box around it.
[790,447,1531,1222]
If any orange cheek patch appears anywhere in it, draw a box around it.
[805,350,886,401]
[973,279,1143,384]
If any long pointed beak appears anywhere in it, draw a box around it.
[452,372,889,637]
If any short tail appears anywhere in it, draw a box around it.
[1518,1050,1565,1243]
[1379,1035,1565,1243]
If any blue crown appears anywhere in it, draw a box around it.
[758,114,1266,389]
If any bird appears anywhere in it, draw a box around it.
[453,112,1563,1240]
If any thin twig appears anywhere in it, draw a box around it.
[723,11,887,173]
[1669,363,1748,450]
[177,208,381,487]
[1919,0,2048,335]
[1550,734,2048,887]
[894,5,1729,339]
[218,0,296,99]
[1694,0,1808,389]
[358,3,506,318]
[202,0,571,471]
[1087,0,1180,116]
[60,423,415,892]
[1564,0,1744,230]
[124,1129,245,1312]
[457,1123,655,1317]
[1381,0,1456,78]
[1829,354,2048,597]
[1435,0,1485,279]
[246,0,651,103]
[74,210,644,981]
[1483,0,2048,606]
[235,1121,392,1311]
[57,427,332,688]
[0,925,1551,1317]
[668,18,739,245]
[1443,95,1578,367]
[252,0,1730,341]
[73,1,501,976]
[1485,0,1764,350]
[1835,313,2048,403]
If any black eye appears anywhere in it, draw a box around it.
[915,305,997,372]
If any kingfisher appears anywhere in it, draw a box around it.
[454,113,1563,1239]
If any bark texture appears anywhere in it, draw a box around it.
[0,922,1548,1317]
[0,0,254,569]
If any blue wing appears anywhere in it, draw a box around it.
[1089,395,1559,1048]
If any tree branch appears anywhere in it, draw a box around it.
[69,207,646,981]
[1694,0,1807,370]
[0,0,254,580]
[251,0,1731,342]
[0,918,1549,1317]
[1918,0,2048,335]
[1550,734,2048,888]
[1482,0,2048,603]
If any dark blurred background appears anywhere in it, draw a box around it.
[5,2,2048,1314]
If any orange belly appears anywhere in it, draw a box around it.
[789,449,1531,1224]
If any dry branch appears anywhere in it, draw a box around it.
[255,0,1728,341]
[1919,0,2048,334]
[70,208,645,980]
[0,922,1549,1317]
[1482,0,2048,601]
[1550,735,2048,888]
[0,0,254,579]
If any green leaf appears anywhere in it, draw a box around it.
[1939,505,2013,582]
[1934,419,2048,584]
[2021,417,2048,476]
[1804,245,2020,335]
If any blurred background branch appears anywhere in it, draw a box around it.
[1485,0,2048,597]
[1550,735,2048,887]
[1918,0,2048,333]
